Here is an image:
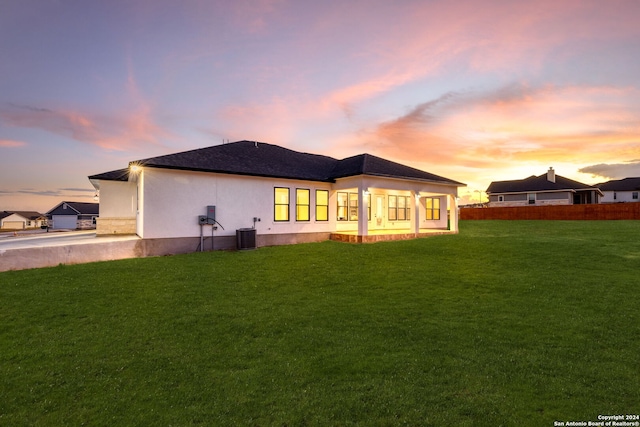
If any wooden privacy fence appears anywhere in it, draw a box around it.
[460,203,640,220]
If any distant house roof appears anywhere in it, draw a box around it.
[12,211,45,220]
[596,177,640,192]
[89,140,464,186]
[487,173,600,194]
[47,202,99,216]
[1,211,45,220]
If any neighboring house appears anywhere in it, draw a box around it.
[47,202,99,230]
[88,140,465,248]
[0,211,47,229]
[596,177,640,203]
[487,167,602,207]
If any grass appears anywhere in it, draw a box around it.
[1,220,639,426]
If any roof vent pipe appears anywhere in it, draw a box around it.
[547,167,555,183]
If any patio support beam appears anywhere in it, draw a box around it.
[413,191,420,236]
[448,194,458,232]
[358,186,369,237]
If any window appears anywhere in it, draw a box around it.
[315,190,329,221]
[337,192,363,221]
[349,193,359,221]
[498,195,504,202]
[274,187,290,221]
[337,192,348,221]
[388,195,397,221]
[405,196,410,220]
[296,189,310,221]
[426,197,440,220]
[388,195,410,221]
[398,196,410,220]
[528,193,536,205]
[633,192,639,200]
[367,193,371,221]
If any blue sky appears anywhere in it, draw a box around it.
[2,0,640,211]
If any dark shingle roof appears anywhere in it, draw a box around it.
[487,174,597,194]
[332,153,464,184]
[66,202,99,215]
[88,168,130,182]
[133,141,338,181]
[596,177,640,192]
[90,140,463,186]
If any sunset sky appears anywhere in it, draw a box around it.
[2,0,640,211]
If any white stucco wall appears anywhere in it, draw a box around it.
[108,166,463,239]
[138,168,335,239]
[600,191,640,203]
[98,180,137,217]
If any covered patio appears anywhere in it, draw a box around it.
[328,174,460,243]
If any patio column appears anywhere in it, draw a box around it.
[413,192,420,236]
[358,187,369,237]
[448,194,458,232]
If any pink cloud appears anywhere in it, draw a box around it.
[0,139,26,148]
[342,83,640,175]
[0,104,172,152]
[300,0,640,112]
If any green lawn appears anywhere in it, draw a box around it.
[1,221,639,426]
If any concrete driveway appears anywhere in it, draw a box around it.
[0,230,99,250]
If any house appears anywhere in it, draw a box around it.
[596,177,640,203]
[486,167,603,207]
[46,201,99,230]
[0,211,47,230]
[88,140,465,250]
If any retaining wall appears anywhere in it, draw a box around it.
[0,232,332,272]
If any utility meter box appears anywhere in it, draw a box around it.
[206,206,216,222]
[198,206,217,225]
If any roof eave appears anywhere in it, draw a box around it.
[336,171,466,186]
